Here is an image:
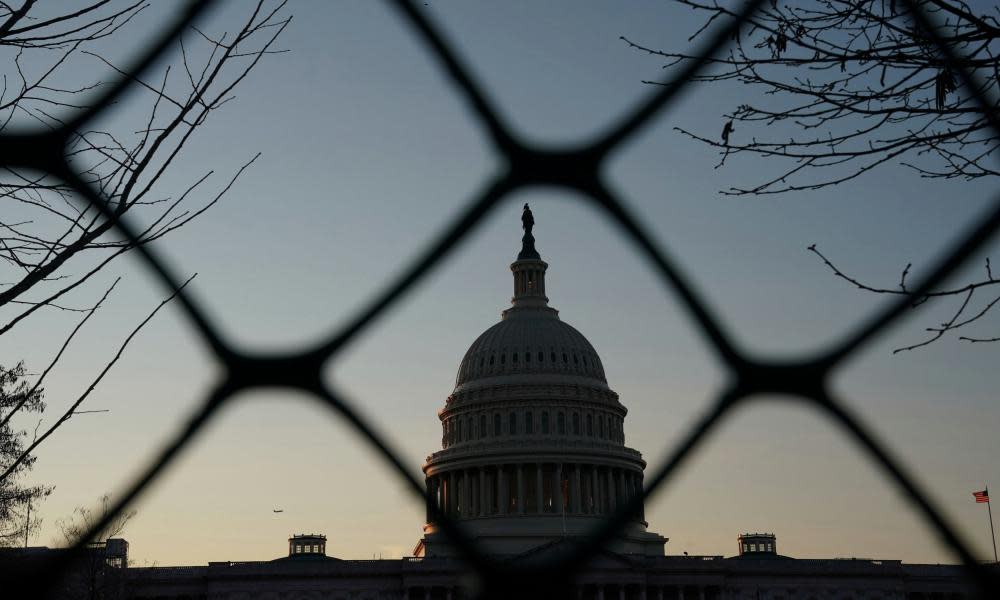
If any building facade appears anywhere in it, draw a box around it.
[14,207,987,599]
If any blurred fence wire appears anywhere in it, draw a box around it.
[9,0,1000,597]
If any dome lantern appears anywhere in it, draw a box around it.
[509,204,548,311]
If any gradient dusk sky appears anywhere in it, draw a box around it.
[5,0,1000,567]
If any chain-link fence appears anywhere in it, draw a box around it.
[8,0,1000,597]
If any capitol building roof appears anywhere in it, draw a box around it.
[454,308,608,391]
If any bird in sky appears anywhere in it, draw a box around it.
[273,509,283,513]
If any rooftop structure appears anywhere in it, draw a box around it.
[287,534,327,558]
[735,532,783,559]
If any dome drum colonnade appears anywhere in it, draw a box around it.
[417,205,666,558]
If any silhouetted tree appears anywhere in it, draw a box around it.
[0,362,50,547]
[55,493,136,600]
[625,0,1000,350]
[0,0,290,540]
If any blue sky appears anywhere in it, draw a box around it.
[4,0,999,565]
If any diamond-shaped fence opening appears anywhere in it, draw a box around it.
[6,0,1000,597]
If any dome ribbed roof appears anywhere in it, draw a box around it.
[454,308,607,388]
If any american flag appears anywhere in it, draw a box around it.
[973,489,990,503]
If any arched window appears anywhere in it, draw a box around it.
[525,351,531,363]
[509,411,517,435]
[494,413,501,436]
[541,412,549,434]
[562,353,568,363]
[586,414,593,436]
[550,352,556,362]
[512,352,518,364]
[573,413,580,435]
[489,355,495,365]
[557,412,566,435]
[573,354,578,364]
[480,414,487,439]
[526,411,534,434]
[500,353,506,364]
[538,351,544,362]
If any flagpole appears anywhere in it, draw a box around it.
[988,485,998,563]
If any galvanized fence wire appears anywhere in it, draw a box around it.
[8,0,999,597]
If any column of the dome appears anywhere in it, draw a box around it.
[617,469,625,513]
[479,469,486,517]
[572,465,582,514]
[590,465,601,515]
[461,470,470,517]
[592,466,601,514]
[554,463,563,513]
[497,467,507,516]
[461,470,468,517]
[638,473,646,521]
[629,472,638,518]
[535,464,543,513]
[445,471,458,517]
[608,469,618,512]
[516,465,525,515]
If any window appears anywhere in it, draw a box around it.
[526,411,534,434]
[525,351,530,363]
[573,413,580,435]
[573,353,578,364]
[766,543,773,551]
[586,414,593,436]
[467,417,472,440]
[743,543,749,552]
[500,353,505,364]
[558,412,566,434]
[599,416,605,438]
[551,351,556,362]
[490,355,495,365]
[457,420,462,441]
[750,544,757,552]
[509,411,516,434]
[541,412,549,434]
[494,413,501,436]
[538,351,543,362]
[513,352,518,363]
[562,353,568,363]
[480,414,487,439]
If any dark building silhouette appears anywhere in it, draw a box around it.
[9,208,988,599]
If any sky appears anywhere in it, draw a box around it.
[3,0,1000,566]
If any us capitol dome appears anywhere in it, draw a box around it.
[415,204,667,558]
